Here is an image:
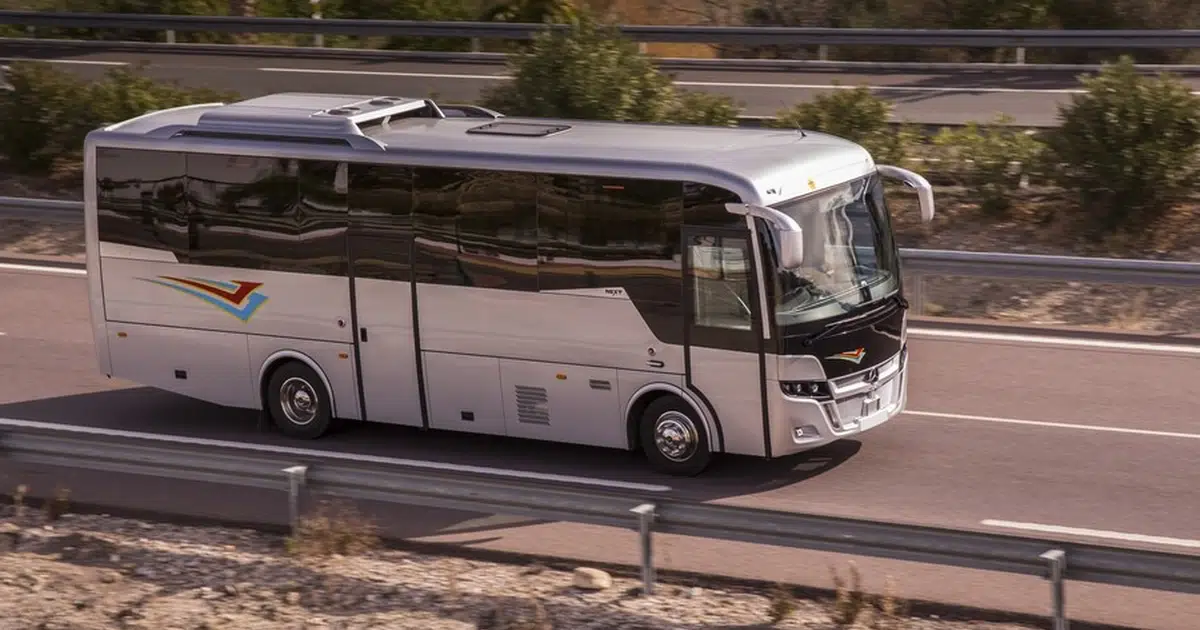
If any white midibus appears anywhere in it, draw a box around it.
[83,92,934,476]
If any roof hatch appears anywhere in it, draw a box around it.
[466,121,571,137]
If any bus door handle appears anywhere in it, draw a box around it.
[359,327,368,342]
[646,359,664,368]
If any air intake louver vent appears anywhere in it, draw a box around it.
[514,385,550,425]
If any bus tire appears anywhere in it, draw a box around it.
[639,396,712,477]
[265,360,333,440]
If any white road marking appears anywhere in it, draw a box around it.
[907,326,1200,356]
[675,80,1089,95]
[0,262,87,277]
[259,67,506,81]
[0,58,128,67]
[906,410,1200,440]
[258,66,1183,95]
[980,519,1200,549]
[0,417,673,493]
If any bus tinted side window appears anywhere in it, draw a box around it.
[537,175,684,344]
[95,147,189,260]
[348,164,414,282]
[412,167,538,291]
[184,153,348,276]
[683,182,742,228]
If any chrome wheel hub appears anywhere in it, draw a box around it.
[280,377,318,426]
[654,411,698,462]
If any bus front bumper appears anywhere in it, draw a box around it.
[768,347,908,457]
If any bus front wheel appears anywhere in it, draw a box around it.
[639,396,712,476]
[265,360,333,440]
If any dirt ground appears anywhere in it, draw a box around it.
[0,501,1052,630]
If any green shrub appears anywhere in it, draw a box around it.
[1042,56,1200,237]
[768,85,916,166]
[932,114,1045,216]
[666,90,741,127]
[478,13,743,127]
[0,61,237,174]
[479,15,678,122]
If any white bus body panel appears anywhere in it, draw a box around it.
[413,284,684,373]
[105,322,256,408]
[97,256,354,344]
[353,277,423,427]
[689,346,769,457]
[82,145,112,377]
[413,283,687,449]
[97,255,360,416]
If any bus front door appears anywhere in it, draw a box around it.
[682,227,771,458]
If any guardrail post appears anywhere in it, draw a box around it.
[1015,46,1027,64]
[166,29,175,44]
[818,44,829,61]
[1041,549,1068,630]
[909,274,926,315]
[311,0,324,48]
[631,503,657,595]
[282,465,308,534]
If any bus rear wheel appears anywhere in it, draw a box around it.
[639,396,712,476]
[265,360,333,440]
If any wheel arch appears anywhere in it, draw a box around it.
[624,383,723,454]
[257,350,339,418]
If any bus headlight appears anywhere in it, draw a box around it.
[780,380,831,399]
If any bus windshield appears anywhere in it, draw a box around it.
[768,174,901,327]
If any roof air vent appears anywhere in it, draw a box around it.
[467,121,571,137]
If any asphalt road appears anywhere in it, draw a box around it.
[5,42,1200,126]
[1,265,1199,629]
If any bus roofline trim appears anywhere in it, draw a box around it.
[257,350,340,419]
[875,164,935,222]
[101,102,227,132]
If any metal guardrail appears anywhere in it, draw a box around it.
[2,10,1200,50]
[4,195,1199,297]
[0,195,81,222]
[1,416,1198,630]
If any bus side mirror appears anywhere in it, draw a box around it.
[334,162,348,194]
[724,202,805,269]
[876,164,935,223]
[777,230,804,270]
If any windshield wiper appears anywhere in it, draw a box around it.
[800,294,900,347]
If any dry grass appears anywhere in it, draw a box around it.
[7,483,72,523]
[767,582,798,624]
[476,597,554,630]
[44,485,71,523]
[12,484,28,520]
[284,498,381,558]
[828,562,910,629]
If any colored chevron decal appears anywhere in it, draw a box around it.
[139,275,269,322]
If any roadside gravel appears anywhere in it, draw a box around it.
[0,503,1042,630]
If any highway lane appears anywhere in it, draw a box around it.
[6,43,1200,126]
[1,267,1198,628]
